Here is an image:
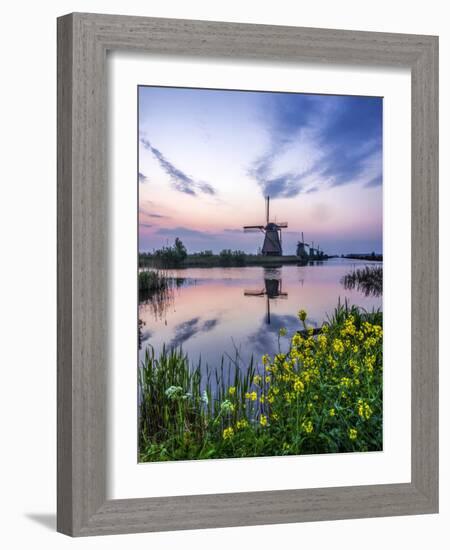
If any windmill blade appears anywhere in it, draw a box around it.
[276,222,288,228]
[244,289,265,296]
[243,225,265,233]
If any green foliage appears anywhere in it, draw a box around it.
[139,302,383,461]
[192,250,214,258]
[140,238,188,268]
[218,249,246,266]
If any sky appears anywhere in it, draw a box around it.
[138,86,383,255]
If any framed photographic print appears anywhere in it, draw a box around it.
[57,13,438,536]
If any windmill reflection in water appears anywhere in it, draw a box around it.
[244,268,288,324]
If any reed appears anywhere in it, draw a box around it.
[341,266,383,297]
[138,269,171,292]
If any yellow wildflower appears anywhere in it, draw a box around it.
[236,419,249,430]
[293,378,305,393]
[302,420,314,434]
[223,427,234,440]
[291,333,302,347]
[364,354,376,373]
[348,428,358,441]
[329,408,335,417]
[298,309,307,322]
[332,338,345,354]
[364,337,377,349]
[357,399,373,420]
[228,386,236,396]
[317,334,327,349]
[253,375,262,385]
[245,391,257,401]
[260,414,268,427]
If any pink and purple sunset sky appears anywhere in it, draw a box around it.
[138,86,382,256]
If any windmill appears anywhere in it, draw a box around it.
[296,232,310,259]
[243,196,288,256]
[244,270,288,324]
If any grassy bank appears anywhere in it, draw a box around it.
[343,253,383,262]
[139,302,383,462]
[139,253,329,269]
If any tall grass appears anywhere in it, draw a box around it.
[139,269,170,292]
[139,347,256,461]
[139,301,383,462]
[341,266,383,297]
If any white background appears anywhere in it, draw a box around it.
[109,54,411,499]
[0,1,447,549]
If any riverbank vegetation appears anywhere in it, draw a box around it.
[140,237,187,268]
[139,239,325,269]
[138,269,171,292]
[139,302,383,462]
[342,253,383,262]
[342,265,383,297]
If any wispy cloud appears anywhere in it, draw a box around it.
[157,226,216,239]
[250,94,382,198]
[139,205,169,220]
[365,174,383,188]
[148,212,168,219]
[140,138,216,196]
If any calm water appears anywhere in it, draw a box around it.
[138,259,382,371]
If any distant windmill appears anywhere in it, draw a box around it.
[296,232,310,259]
[243,196,288,256]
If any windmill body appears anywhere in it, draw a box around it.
[243,196,287,256]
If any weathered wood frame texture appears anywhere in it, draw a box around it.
[57,12,438,537]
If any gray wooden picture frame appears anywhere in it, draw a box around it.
[57,12,439,537]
